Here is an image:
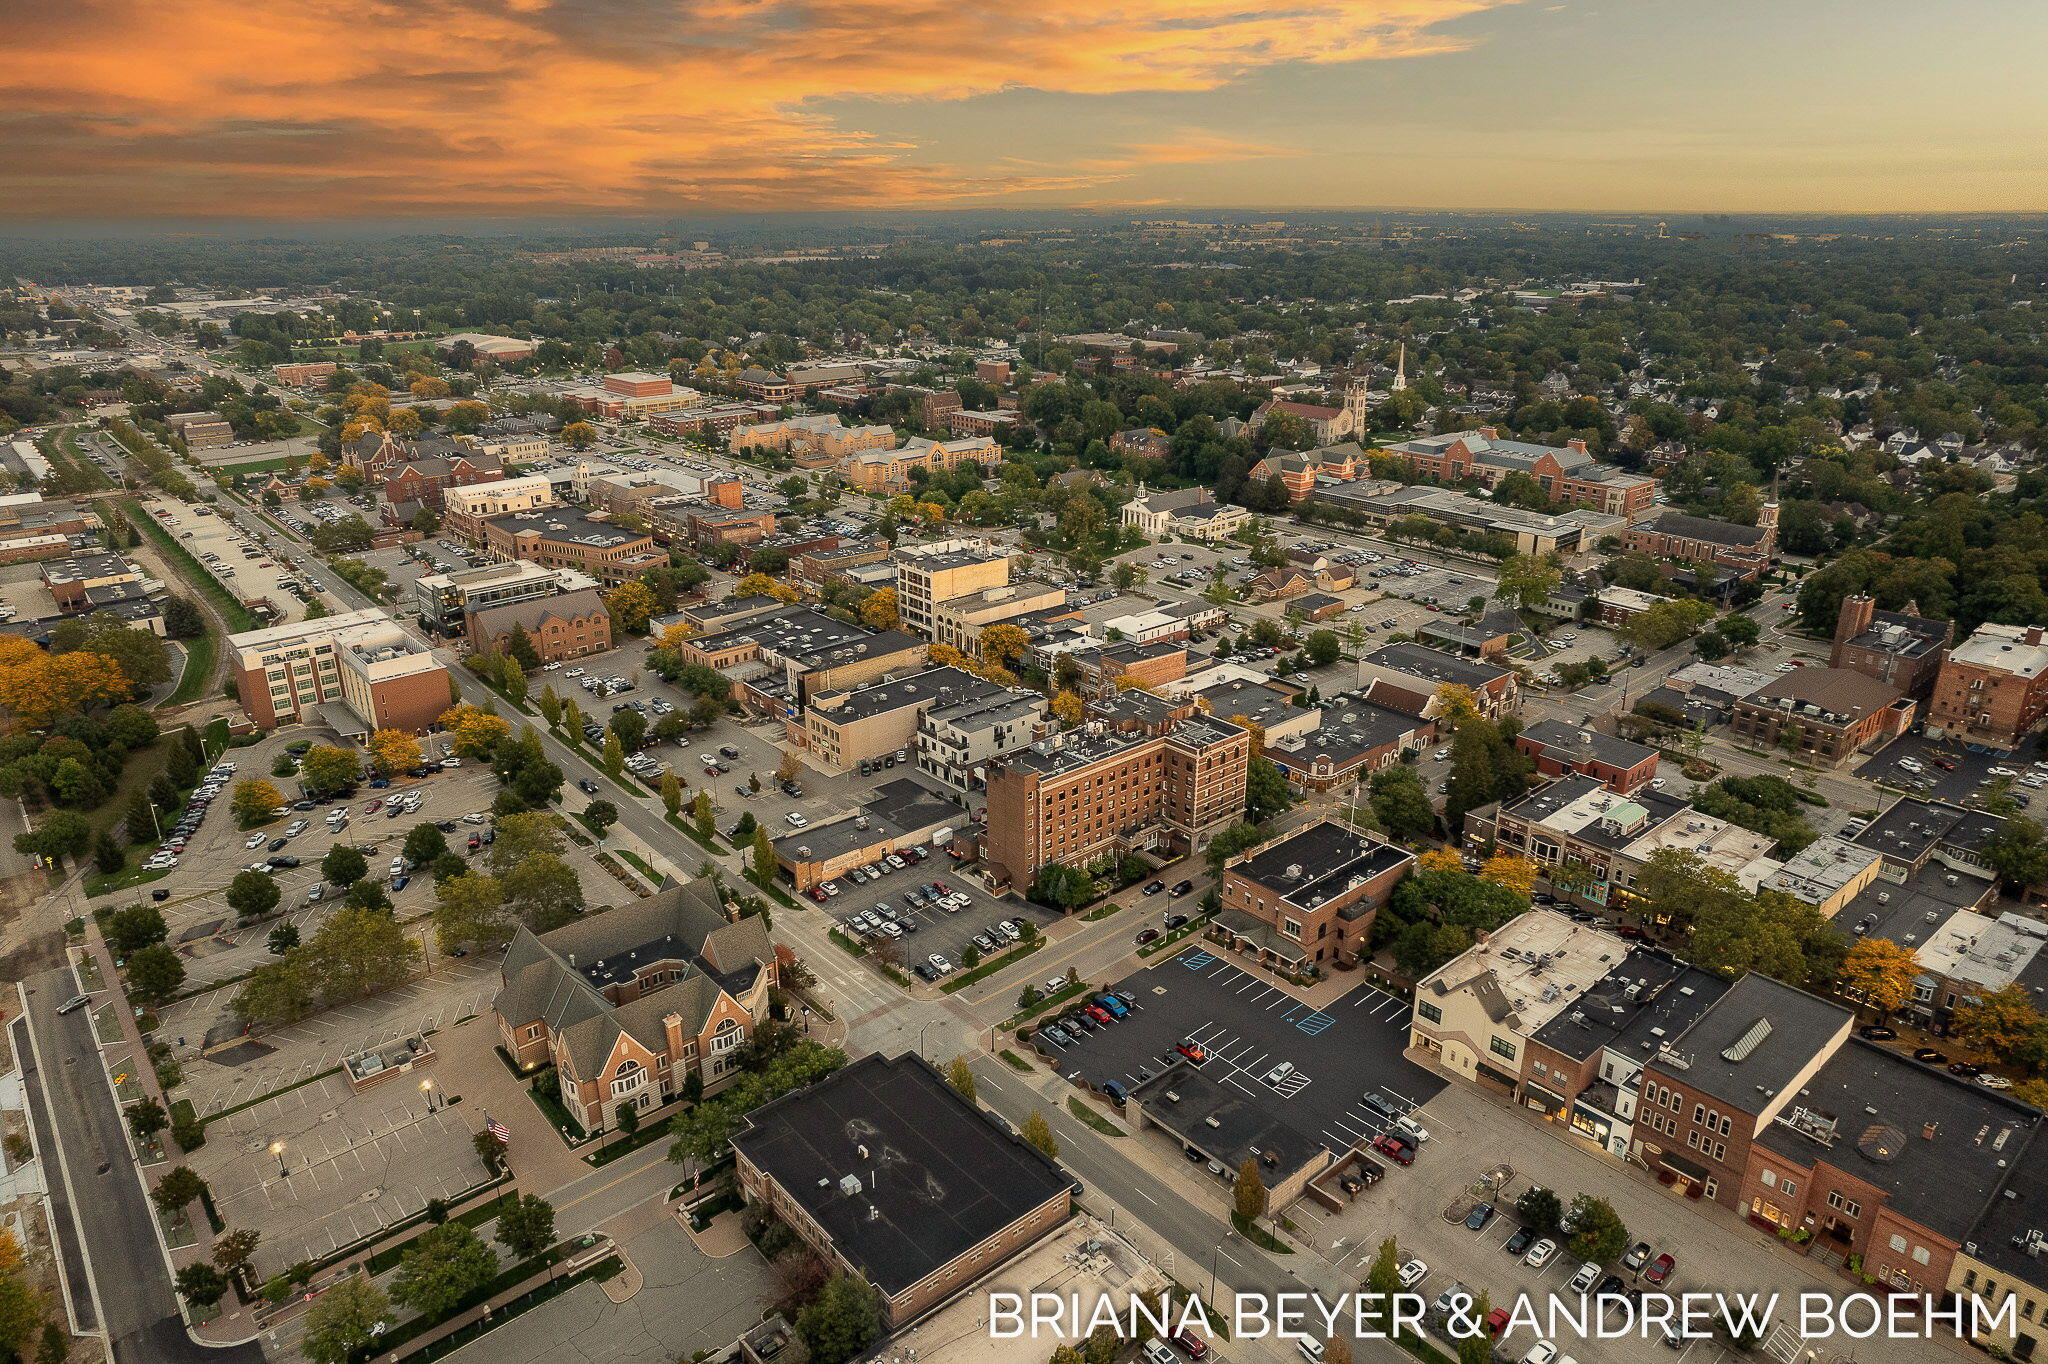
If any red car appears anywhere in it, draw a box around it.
[1644,1253,1675,1285]
[1176,1040,1207,1063]
[1084,1005,1114,1024]
[1484,1309,1509,1338]
[1372,1134,1414,1165]
[1933,757,1959,771]
[808,887,829,903]
[1170,1332,1208,1360]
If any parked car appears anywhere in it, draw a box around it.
[1644,1253,1676,1285]
[1504,1226,1536,1257]
[1525,1238,1558,1269]
[1372,1134,1414,1165]
[1622,1242,1654,1273]
[1169,880,1195,897]
[1858,1025,1898,1041]
[1566,1261,1601,1295]
[1135,928,1161,946]
[1464,1202,1495,1231]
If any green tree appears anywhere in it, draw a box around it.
[494,1193,557,1261]
[151,1165,208,1217]
[1514,1186,1561,1235]
[125,944,185,1005]
[433,874,509,954]
[1021,1110,1058,1159]
[694,791,716,843]
[796,1275,883,1364]
[1303,630,1342,667]
[212,1228,261,1274]
[660,770,683,819]
[172,1264,228,1309]
[1233,1158,1269,1221]
[298,1272,391,1364]
[1370,765,1438,841]
[1362,1236,1401,1336]
[1564,1195,1629,1266]
[752,826,778,883]
[504,624,541,672]
[226,869,280,920]
[298,745,360,793]
[602,731,625,779]
[321,842,367,887]
[584,800,618,839]
[103,903,168,955]
[403,822,448,865]
[1244,755,1293,823]
[1205,821,1266,877]
[946,1055,977,1103]
[390,1223,498,1318]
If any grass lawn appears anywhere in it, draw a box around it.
[164,627,219,707]
[1067,1096,1123,1136]
[82,851,172,900]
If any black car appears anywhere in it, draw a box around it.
[1858,1025,1898,1042]
[436,820,457,832]
[1169,880,1196,897]
[578,779,600,795]
[1913,1047,1949,1065]
[1163,913,1188,930]
[1067,1011,1099,1032]
[292,800,316,812]
[151,888,170,901]
[269,855,301,868]
[1949,1060,1985,1078]
[1504,1226,1536,1256]
[268,837,288,852]
[1143,881,1166,895]
[1595,1276,1627,1298]
[1464,1202,1495,1231]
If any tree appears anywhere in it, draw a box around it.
[1457,1292,1492,1364]
[230,779,285,826]
[1478,854,1536,899]
[103,904,168,955]
[1981,817,2048,891]
[1303,630,1341,667]
[440,705,511,760]
[1205,822,1266,877]
[660,770,683,819]
[607,581,658,635]
[212,1228,261,1274]
[226,870,280,920]
[561,421,597,450]
[1564,1195,1629,1266]
[266,923,300,955]
[1495,552,1563,607]
[368,729,423,775]
[1050,690,1085,725]
[1956,983,2043,1060]
[1514,1186,1562,1235]
[1619,599,1716,652]
[796,1275,883,1364]
[1020,1110,1058,1159]
[433,874,509,954]
[503,624,542,672]
[1839,937,1919,1016]
[390,1222,498,1318]
[608,707,647,753]
[298,1272,391,1364]
[126,944,185,1005]
[778,750,803,784]
[979,623,1030,667]
[403,822,448,865]
[500,854,579,932]
[858,588,899,630]
[173,1264,228,1309]
[494,1193,557,1261]
[321,842,367,887]
[1233,1158,1269,1221]
[1370,766,1438,841]
[1244,755,1292,824]
[306,905,423,1000]
[151,1165,207,1217]
[946,1055,977,1103]
[585,800,618,838]
[602,730,626,779]
[0,1274,42,1363]
[299,745,360,793]
[36,1322,68,1364]
[163,596,205,639]
[752,826,779,883]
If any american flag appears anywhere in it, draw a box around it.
[486,1114,510,1143]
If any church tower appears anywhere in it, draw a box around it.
[1392,342,1408,392]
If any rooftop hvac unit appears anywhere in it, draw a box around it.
[838,1174,863,1196]
[1204,1116,1222,1129]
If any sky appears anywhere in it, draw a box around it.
[4,0,2045,221]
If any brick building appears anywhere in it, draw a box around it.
[478,509,663,586]
[732,1053,1076,1327]
[228,608,451,733]
[1829,595,1953,698]
[1621,507,1778,577]
[1356,642,1520,720]
[1513,719,1659,793]
[1212,820,1414,972]
[494,879,774,1132]
[441,474,555,542]
[465,587,612,663]
[1926,623,2048,753]
[1378,428,1657,518]
[1727,667,1914,766]
[980,711,1249,892]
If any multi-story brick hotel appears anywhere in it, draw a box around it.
[980,708,1250,893]
[228,608,452,733]
[1926,623,2048,754]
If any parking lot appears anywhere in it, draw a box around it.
[1039,949,1445,1156]
[148,493,311,620]
[822,854,1058,981]
[191,1064,495,1275]
[1857,731,2048,810]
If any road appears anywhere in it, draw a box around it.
[19,968,267,1364]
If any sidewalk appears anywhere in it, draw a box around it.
[362,1236,619,1364]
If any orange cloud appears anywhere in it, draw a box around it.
[0,0,1512,217]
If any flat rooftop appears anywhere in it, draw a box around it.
[1423,909,1632,1037]
[1656,972,1851,1109]
[1230,820,1414,917]
[731,1054,1077,1297]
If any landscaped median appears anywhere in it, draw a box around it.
[940,936,1044,993]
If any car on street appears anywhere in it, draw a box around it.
[1169,880,1195,897]
[1143,881,1165,895]
[1949,1061,1985,1078]
[1859,1025,1898,1041]
[1163,913,1188,930]
[1913,1048,1949,1065]
[1135,928,1161,945]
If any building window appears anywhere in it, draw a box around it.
[1760,1170,1777,1189]
[1416,1001,1442,1025]
[1826,1191,1861,1219]
[1703,1177,1718,1200]
[1489,1036,1518,1062]
[1889,1235,1907,1254]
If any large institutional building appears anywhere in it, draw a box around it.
[228,608,452,734]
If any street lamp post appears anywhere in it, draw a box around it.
[271,1141,287,1177]
[420,1077,436,1113]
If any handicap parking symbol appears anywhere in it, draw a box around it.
[1181,951,1217,969]
[1295,1011,1336,1035]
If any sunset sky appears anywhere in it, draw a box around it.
[4,0,2043,220]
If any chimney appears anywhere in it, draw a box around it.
[1835,596,1875,650]
[1477,426,1499,440]
[1566,438,1587,454]
[2030,629,2045,649]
